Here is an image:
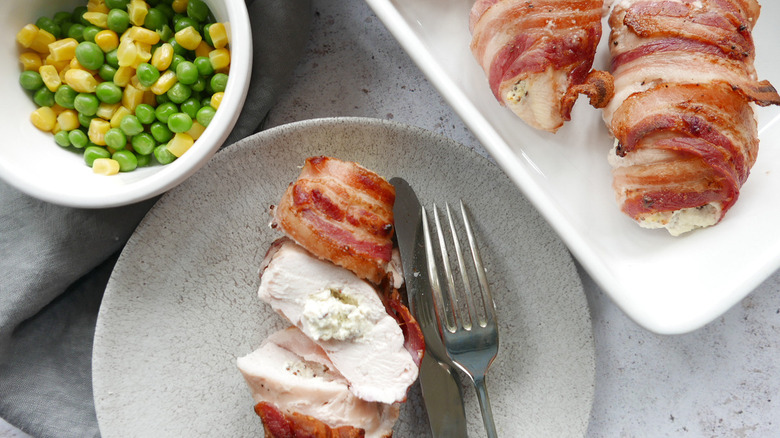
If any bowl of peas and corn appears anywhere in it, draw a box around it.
[0,0,251,208]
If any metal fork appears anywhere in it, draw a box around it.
[422,201,499,438]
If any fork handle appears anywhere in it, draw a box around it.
[474,375,498,438]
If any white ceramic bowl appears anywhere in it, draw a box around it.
[0,0,251,208]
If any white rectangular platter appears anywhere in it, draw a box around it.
[364,0,780,334]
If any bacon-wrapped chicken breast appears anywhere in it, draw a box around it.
[604,0,780,235]
[470,0,614,132]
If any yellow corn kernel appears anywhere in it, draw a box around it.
[63,69,98,93]
[94,30,119,52]
[87,0,110,13]
[39,65,61,92]
[194,41,212,58]
[117,38,138,67]
[57,110,80,131]
[110,106,132,128]
[113,66,135,87]
[208,23,228,49]
[126,26,160,45]
[122,84,144,111]
[16,24,39,48]
[129,75,148,91]
[93,158,120,175]
[208,48,230,70]
[150,70,177,95]
[45,55,70,72]
[30,107,57,132]
[186,121,206,140]
[83,12,108,28]
[128,0,149,27]
[30,29,56,54]
[142,90,157,106]
[47,38,78,62]
[171,0,188,13]
[88,118,111,145]
[19,51,43,71]
[175,26,202,51]
[167,132,194,157]
[151,43,173,71]
[134,42,152,65]
[210,92,224,110]
[96,102,120,120]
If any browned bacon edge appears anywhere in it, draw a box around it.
[378,284,426,368]
[254,402,371,438]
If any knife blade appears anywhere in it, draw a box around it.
[390,177,468,438]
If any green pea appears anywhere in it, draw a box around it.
[107,9,131,34]
[114,151,137,172]
[55,85,78,109]
[105,0,130,9]
[131,132,156,155]
[99,64,117,81]
[105,49,119,68]
[143,7,167,31]
[33,87,55,107]
[61,22,74,38]
[136,63,160,87]
[169,38,190,57]
[54,130,71,147]
[155,93,171,105]
[155,102,178,123]
[195,105,215,127]
[120,115,144,136]
[96,82,123,104]
[135,103,157,124]
[175,61,198,85]
[105,128,127,150]
[153,143,176,164]
[180,98,201,119]
[190,76,206,93]
[78,113,93,128]
[154,4,175,20]
[73,6,90,26]
[210,73,228,93]
[202,23,214,47]
[36,16,61,38]
[186,0,210,22]
[167,112,192,133]
[69,129,89,149]
[166,83,191,104]
[193,56,213,77]
[75,41,105,70]
[82,26,101,43]
[174,17,199,33]
[136,152,151,167]
[150,121,173,143]
[53,11,73,25]
[84,145,110,166]
[157,23,173,42]
[67,23,85,41]
[74,93,99,116]
[19,71,44,91]
[169,53,185,71]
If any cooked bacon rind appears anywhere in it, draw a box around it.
[275,157,396,285]
[470,0,614,132]
[605,0,780,232]
[255,402,371,438]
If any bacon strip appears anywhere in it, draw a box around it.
[254,402,367,438]
[604,0,780,234]
[470,0,614,132]
[274,157,396,284]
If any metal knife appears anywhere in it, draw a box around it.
[391,177,468,438]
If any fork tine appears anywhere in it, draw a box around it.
[444,203,476,331]
[432,204,458,333]
[459,201,496,326]
[422,206,453,335]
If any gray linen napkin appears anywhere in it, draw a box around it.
[0,1,312,436]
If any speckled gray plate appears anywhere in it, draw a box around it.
[92,117,594,437]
